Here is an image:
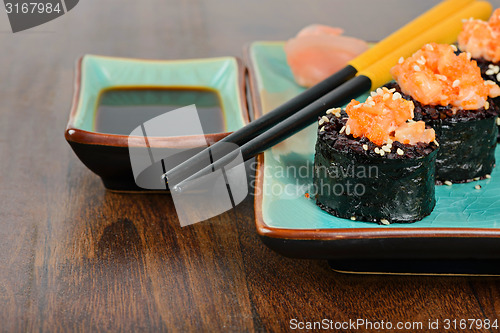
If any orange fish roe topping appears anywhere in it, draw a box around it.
[393,121,436,146]
[345,88,435,146]
[458,9,500,63]
[391,43,500,110]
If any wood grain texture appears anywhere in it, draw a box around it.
[0,0,498,331]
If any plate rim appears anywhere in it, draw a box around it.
[245,41,500,241]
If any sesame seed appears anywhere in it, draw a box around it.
[326,108,333,114]
[382,87,389,92]
[397,148,404,156]
[379,149,385,156]
[434,140,439,147]
[339,125,346,134]
[383,93,390,100]
[486,174,491,179]
[368,101,376,107]
[392,92,402,100]
[345,125,351,135]
[466,52,471,60]
[413,65,421,71]
[485,69,495,76]
[380,219,390,225]
[370,91,377,97]
[496,73,500,82]
[350,216,356,221]
[322,115,330,123]
[319,126,325,133]
[485,80,496,85]
[362,144,368,150]
[398,56,404,64]
[436,74,447,81]
[382,146,391,152]
[376,88,383,95]
[475,185,482,190]
[417,57,426,65]
[494,66,500,74]
[318,118,325,125]
[426,44,434,51]
[497,118,500,126]
[387,138,393,144]
[386,143,392,148]
[330,108,341,117]
[444,180,453,186]
[374,147,380,154]
[485,101,490,110]
[452,79,460,88]
[489,64,495,69]
[451,44,458,51]
[353,103,363,109]
[473,177,480,181]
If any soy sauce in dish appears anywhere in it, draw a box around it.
[94,87,225,135]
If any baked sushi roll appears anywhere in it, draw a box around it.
[457,9,500,139]
[389,43,500,183]
[313,89,438,224]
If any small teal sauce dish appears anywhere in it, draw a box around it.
[65,55,249,192]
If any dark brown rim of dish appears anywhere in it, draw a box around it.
[65,55,250,149]
[244,42,500,241]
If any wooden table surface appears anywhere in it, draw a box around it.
[0,0,499,331]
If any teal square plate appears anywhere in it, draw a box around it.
[245,42,500,275]
[65,55,249,192]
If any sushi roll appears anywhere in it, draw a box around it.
[389,43,500,183]
[313,89,438,224]
[457,9,500,139]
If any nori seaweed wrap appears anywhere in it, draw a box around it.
[313,92,438,224]
[386,82,499,183]
[471,58,500,141]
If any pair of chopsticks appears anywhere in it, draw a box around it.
[166,0,491,191]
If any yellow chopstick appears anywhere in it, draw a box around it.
[360,0,492,89]
[350,0,476,72]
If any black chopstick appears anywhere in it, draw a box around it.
[164,65,357,183]
[170,75,372,191]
